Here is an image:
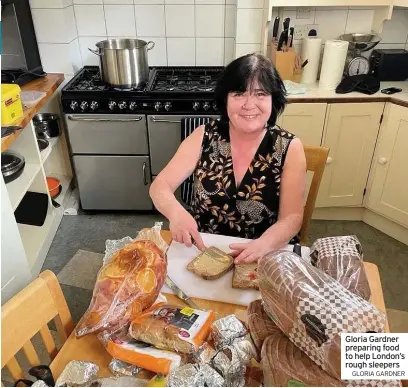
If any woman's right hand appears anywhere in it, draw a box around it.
[169,209,205,251]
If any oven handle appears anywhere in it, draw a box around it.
[142,162,148,186]
[149,117,181,124]
[68,116,143,122]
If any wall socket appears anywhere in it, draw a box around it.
[294,25,308,40]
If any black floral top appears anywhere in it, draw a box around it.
[190,119,299,242]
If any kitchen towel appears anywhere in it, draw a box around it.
[319,40,348,90]
[180,117,212,207]
[300,37,322,84]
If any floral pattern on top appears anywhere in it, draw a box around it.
[190,119,298,241]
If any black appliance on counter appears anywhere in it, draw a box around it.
[61,66,224,211]
[1,0,45,86]
[370,49,408,81]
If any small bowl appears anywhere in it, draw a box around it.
[46,177,61,198]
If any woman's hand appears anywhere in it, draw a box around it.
[229,236,273,264]
[169,209,205,251]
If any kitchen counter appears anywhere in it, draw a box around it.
[1,73,65,152]
[287,81,408,108]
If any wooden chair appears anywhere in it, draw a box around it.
[1,270,74,385]
[299,145,330,245]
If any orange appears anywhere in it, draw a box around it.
[136,268,157,294]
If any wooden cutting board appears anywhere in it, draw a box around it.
[161,232,310,306]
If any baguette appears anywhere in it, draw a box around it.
[187,246,234,280]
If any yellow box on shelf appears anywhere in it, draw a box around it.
[1,84,24,126]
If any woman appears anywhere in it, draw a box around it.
[150,54,306,264]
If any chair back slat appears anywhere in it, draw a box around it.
[22,340,41,367]
[39,325,58,361]
[6,357,24,381]
[300,145,330,244]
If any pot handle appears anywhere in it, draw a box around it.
[88,48,101,56]
[146,41,155,51]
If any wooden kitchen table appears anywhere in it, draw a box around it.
[49,230,390,379]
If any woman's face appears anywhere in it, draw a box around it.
[227,80,272,134]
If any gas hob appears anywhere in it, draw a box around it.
[61,66,224,115]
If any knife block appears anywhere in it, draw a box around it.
[270,44,301,81]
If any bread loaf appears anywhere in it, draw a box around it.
[76,240,167,337]
[310,236,371,300]
[258,250,387,381]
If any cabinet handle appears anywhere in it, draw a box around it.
[150,117,181,124]
[142,162,148,186]
[379,157,388,165]
[68,116,143,122]
[326,156,333,164]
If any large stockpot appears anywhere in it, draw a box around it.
[89,39,155,89]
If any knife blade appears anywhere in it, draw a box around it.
[165,276,200,310]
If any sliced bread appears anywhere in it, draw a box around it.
[232,263,259,290]
[187,246,234,280]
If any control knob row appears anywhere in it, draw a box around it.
[193,101,217,111]
[70,100,99,111]
[154,102,172,111]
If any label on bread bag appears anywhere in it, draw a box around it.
[287,379,306,387]
[152,306,212,345]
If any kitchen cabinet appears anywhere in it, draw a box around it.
[317,103,384,207]
[366,104,408,227]
[277,103,326,146]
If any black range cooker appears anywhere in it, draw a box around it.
[61,66,223,211]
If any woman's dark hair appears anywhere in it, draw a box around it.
[215,54,287,127]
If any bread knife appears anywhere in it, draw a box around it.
[165,276,200,310]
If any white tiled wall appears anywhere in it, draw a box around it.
[30,0,237,76]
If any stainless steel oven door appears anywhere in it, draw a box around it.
[73,155,152,210]
[66,114,148,155]
[147,115,220,176]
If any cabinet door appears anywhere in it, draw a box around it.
[277,103,326,146]
[367,104,408,227]
[318,103,384,207]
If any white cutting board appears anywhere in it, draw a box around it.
[161,233,310,306]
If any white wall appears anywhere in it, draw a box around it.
[1,178,32,305]
[29,0,238,76]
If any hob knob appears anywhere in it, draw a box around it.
[118,101,127,110]
[154,102,162,111]
[70,101,78,111]
[129,101,137,110]
[80,101,88,111]
[164,102,172,111]
[203,101,210,111]
[90,101,98,111]
[192,102,200,111]
[108,100,117,110]
[212,102,218,111]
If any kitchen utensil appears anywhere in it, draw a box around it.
[289,27,294,47]
[293,243,302,257]
[339,33,381,77]
[301,59,309,68]
[1,125,21,138]
[165,276,200,310]
[14,192,48,227]
[277,31,286,51]
[33,113,61,138]
[163,233,311,306]
[283,17,290,31]
[46,176,61,198]
[1,150,25,183]
[89,39,155,89]
[272,16,280,41]
[37,138,49,151]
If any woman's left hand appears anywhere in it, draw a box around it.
[229,237,272,264]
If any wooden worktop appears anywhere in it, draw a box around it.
[1,73,65,152]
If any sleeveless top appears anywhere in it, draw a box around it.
[190,119,299,242]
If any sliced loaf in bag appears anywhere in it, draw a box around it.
[310,235,371,300]
[258,250,387,381]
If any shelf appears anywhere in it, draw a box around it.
[40,136,60,164]
[18,206,55,268]
[269,0,393,5]
[6,163,42,211]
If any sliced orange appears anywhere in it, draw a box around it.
[136,268,157,294]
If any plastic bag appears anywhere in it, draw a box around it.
[129,303,215,354]
[75,223,168,337]
[101,326,182,376]
[310,235,371,300]
[258,250,387,381]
